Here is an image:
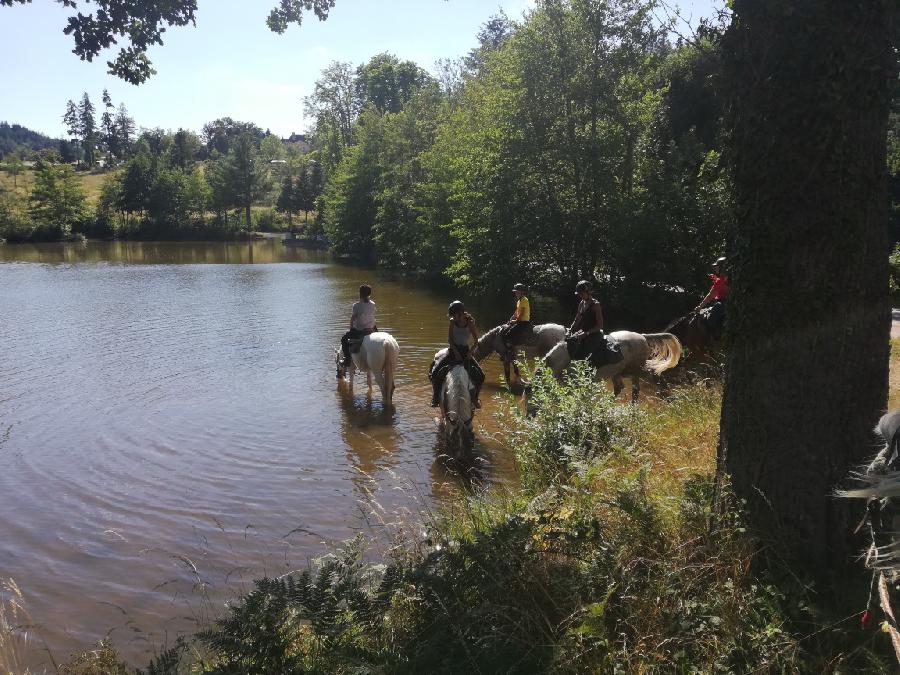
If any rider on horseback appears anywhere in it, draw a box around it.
[567,280,618,366]
[430,300,485,409]
[341,284,377,368]
[500,283,533,357]
[695,257,729,337]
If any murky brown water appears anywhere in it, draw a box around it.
[0,240,572,668]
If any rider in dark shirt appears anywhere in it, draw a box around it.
[567,280,610,363]
[430,300,485,408]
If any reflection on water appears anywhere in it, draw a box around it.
[0,239,526,668]
[0,238,325,265]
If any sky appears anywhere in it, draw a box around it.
[0,0,721,139]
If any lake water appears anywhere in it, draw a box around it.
[0,240,572,668]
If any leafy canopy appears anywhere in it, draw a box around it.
[1,0,337,84]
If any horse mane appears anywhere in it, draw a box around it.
[473,325,504,360]
[544,342,571,375]
[444,365,473,423]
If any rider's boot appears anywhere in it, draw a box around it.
[473,385,482,409]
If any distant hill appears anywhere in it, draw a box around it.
[0,122,60,158]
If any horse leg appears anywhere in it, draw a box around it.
[613,375,625,398]
[367,370,373,389]
[510,358,521,387]
[631,375,640,404]
[654,372,670,399]
[503,358,512,386]
[347,364,355,392]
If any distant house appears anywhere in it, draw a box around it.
[282,132,311,154]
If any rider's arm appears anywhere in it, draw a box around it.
[468,318,479,342]
[349,303,357,331]
[696,289,714,310]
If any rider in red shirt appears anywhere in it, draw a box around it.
[696,257,730,310]
[695,257,729,336]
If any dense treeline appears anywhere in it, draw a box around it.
[308,2,732,303]
[0,122,61,159]
[0,111,323,242]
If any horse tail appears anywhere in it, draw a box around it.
[383,335,399,403]
[642,333,682,375]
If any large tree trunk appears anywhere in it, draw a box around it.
[719,0,896,568]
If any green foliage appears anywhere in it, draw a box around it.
[1,0,200,85]
[509,361,644,490]
[28,160,86,238]
[0,121,57,159]
[890,243,900,303]
[198,535,402,674]
[312,0,729,311]
[181,377,856,673]
[355,53,433,114]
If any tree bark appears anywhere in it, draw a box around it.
[719,0,896,568]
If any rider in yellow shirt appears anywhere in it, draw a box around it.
[502,283,532,356]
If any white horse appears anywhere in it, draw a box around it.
[541,331,682,402]
[472,323,567,386]
[437,363,475,455]
[334,332,399,404]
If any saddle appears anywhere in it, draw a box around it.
[566,332,622,368]
[349,328,377,354]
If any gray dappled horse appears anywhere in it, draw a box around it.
[333,332,399,404]
[472,323,567,386]
[436,363,475,457]
[541,331,682,403]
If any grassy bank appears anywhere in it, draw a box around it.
[0,166,109,205]
[11,362,885,673]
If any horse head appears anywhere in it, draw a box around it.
[472,325,504,361]
[444,410,474,453]
[543,342,570,378]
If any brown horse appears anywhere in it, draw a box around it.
[665,311,720,360]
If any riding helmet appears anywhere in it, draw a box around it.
[512,283,526,293]
[575,280,593,294]
[712,257,727,269]
[448,300,466,316]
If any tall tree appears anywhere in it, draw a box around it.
[355,53,432,113]
[28,160,86,237]
[718,0,897,567]
[305,61,359,151]
[170,129,202,170]
[78,92,97,167]
[6,154,23,190]
[100,88,119,163]
[115,103,136,157]
[201,118,264,156]
[224,133,269,230]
